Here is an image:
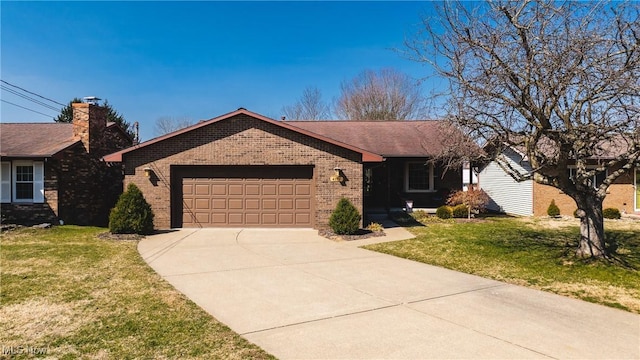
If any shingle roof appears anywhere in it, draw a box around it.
[103,109,384,162]
[0,123,79,157]
[287,121,452,157]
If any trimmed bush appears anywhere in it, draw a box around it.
[329,198,361,235]
[452,204,469,218]
[603,208,621,219]
[109,183,155,235]
[547,199,560,217]
[436,206,453,219]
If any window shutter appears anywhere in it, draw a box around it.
[33,161,44,203]
[0,162,10,203]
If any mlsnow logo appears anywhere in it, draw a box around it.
[2,345,48,355]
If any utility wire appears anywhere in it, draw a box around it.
[1,99,56,118]
[1,85,61,112]
[0,79,93,118]
[1,79,67,107]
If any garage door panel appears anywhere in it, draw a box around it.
[245,213,260,224]
[195,184,210,195]
[180,166,313,227]
[212,199,227,209]
[296,184,311,195]
[279,198,294,210]
[212,213,227,224]
[262,199,277,210]
[195,198,210,210]
[245,198,260,209]
[229,199,243,209]
[262,213,277,224]
[246,184,260,195]
[263,184,277,195]
[228,213,244,224]
[194,212,210,223]
[279,184,294,195]
[296,213,311,224]
[296,198,311,210]
[212,184,227,195]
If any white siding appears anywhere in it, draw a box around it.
[479,148,533,216]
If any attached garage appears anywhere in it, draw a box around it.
[103,108,383,229]
[175,166,314,227]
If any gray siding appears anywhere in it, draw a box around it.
[479,149,533,216]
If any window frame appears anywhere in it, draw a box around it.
[9,160,44,203]
[568,166,607,189]
[404,161,435,193]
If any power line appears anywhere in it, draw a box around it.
[1,79,66,107]
[1,85,61,112]
[1,99,56,118]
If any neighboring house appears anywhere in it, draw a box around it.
[1,103,133,225]
[479,144,640,216]
[103,108,473,229]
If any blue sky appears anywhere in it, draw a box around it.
[1,1,441,141]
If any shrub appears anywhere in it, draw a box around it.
[436,205,453,219]
[603,208,621,219]
[329,198,361,235]
[547,199,560,217]
[109,183,155,235]
[446,188,490,216]
[452,204,469,218]
[366,222,384,232]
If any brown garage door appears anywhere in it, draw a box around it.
[179,166,314,227]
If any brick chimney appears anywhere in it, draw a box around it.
[72,102,106,155]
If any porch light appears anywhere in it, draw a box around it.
[331,167,344,182]
[143,167,153,178]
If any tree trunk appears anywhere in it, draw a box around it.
[574,195,606,258]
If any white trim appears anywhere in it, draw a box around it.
[11,160,44,203]
[0,162,10,203]
[404,161,436,193]
[568,166,607,189]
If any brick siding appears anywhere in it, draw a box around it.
[122,114,364,229]
[533,168,635,216]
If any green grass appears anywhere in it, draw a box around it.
[0,226,274,359]
[364,217,640,313]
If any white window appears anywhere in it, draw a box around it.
[568,167,606,189]
[8,160,44,203]
[405,162,435,192]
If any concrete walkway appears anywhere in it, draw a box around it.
[139,227,640,359]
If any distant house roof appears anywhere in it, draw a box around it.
[103,108,384,162]
[0,123,79,158]
[288,120,463,157]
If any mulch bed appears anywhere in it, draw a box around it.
[318,228,385,241]
[97,232,144,241]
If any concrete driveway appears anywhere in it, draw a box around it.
[139,228,640,359]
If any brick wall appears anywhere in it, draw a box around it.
[122,114,364,229]
[533,168,635,216]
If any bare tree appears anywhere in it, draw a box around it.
[154,116,194,136]
[408,1,640,257]
[281,86,331,120]
[335,68,426,120]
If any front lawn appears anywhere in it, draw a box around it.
[364,217,640,313]
[0,226,274,359]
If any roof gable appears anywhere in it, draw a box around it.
[103,109,384,162]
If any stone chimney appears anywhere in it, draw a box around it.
[72,102,106,155]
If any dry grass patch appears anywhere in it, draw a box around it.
[0,226,274,359]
